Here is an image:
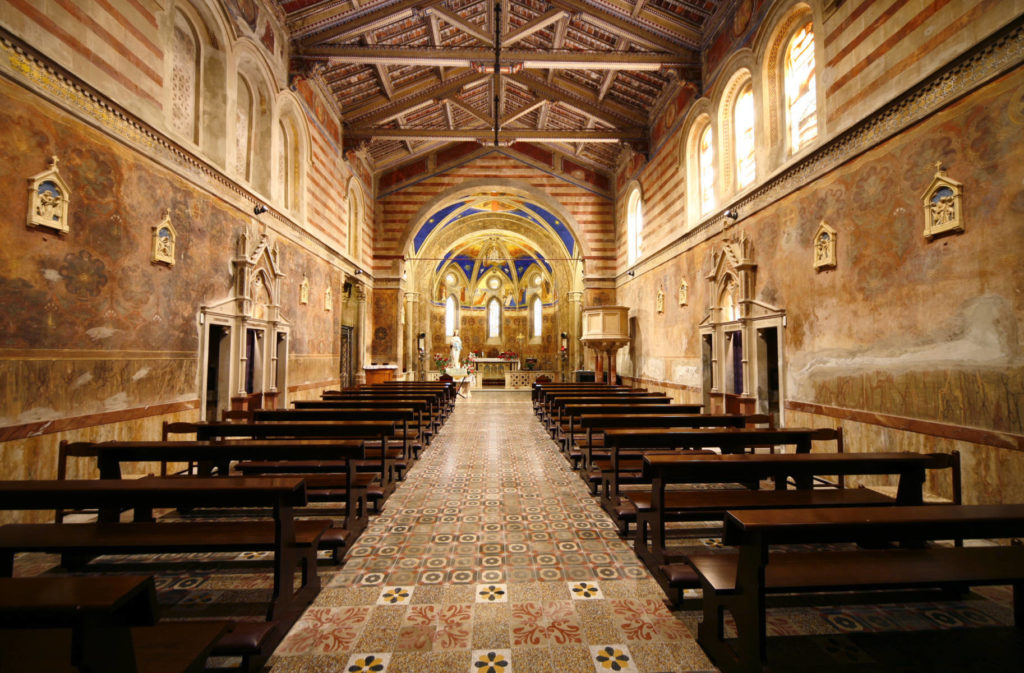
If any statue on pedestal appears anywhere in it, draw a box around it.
[449,329,462,369]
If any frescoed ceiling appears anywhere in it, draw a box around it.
[280,0,726,171]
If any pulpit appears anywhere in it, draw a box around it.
[580,306,630,384]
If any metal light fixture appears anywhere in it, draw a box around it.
[253,204,267,215]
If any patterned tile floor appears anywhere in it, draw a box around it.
[269,391,711,673]
[12,391,1023,671]
[267,391,1024,673]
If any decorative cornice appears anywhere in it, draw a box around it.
[622,17,1024,285]
[0,28,351,273]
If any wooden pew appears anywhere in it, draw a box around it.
[0,575,230,673]
[181,419,399,502]
[294,398,434,446]
[324,391,448,432]
[532,383,625,414]
[598,427,832,513]
[541,392,664,437]
[0,477,328,654]
[555,401,691,461]
[690,504,1024,673]
[90,439,369,545]
[578,414,764,528]
[252,408,419,476]
[635,450,949,602]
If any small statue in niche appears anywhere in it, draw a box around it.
[27,156,70,233]
[656,288,665,314]
[813,221,837,270]
[300,276,310,304]
[921,161,964,239]
[151,213,176,266]
[678,280,688,306]
[325,286,333,312]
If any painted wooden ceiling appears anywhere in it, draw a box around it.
[281,0,726,172]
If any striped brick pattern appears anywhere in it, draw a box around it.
[304,114,348,255]
[822,0,1016,129]
[375,154,616,277]
[2,0,163,112]
[619,138,685,271]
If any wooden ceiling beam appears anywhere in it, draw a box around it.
[548,0,699,54]
[423,6,494,46]
[347,69,486,124]
[298,0,443,46]
[503,9,568,46]
[511,72,645,125]
[502,100,545,126]
[345,128,644,142]
[444,97,493,126]
[299,45,692,69]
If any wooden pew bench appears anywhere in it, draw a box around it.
[542,391,663,437]
[690,504,1024,673]
[294,398,434,447]
[635,450,953,603]
[0,575,232,673]
[557,403,701,462]
[90,438,369,546]
[0,477,330,659]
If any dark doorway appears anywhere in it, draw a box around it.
[757,326,781,426]
[340,325,354,388]
[204,324,230,420]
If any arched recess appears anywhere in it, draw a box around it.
[347,178,364,262]
[756,1,824,169]
[231,42,276,195]
[165,0,230,165]
[399,182,587,380]
[698,235,785,423]
[199,229,290,419]
[273,92,310,217]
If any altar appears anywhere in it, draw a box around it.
[469,357,519,388]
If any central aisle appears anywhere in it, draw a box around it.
[270,391,712,673]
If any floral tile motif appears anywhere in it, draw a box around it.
[590,644,639,673]
[476,583,508,603]
[470,648,511,673]
[377,585,414,605]
[608,599,690,642]
[569,581,603,600]
[276,606,372,655]
[345,652,391,672]
[396,604,473,650]
[511,600,583,646]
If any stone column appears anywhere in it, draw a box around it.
[567,291,583,372]
[354,284,367,385]
[404,291,419,379]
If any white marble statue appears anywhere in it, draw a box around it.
[449,330,462,369]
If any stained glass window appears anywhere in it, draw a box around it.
[626,187,643,266]
[734,85,755,189]
[445,295,457,337]
[488,298,500,338]
[532,296,542,338]
[699,124,715,214]
[785,22,817,153]
[170,12,198,142]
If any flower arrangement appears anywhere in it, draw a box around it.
[433,353,451,371]
[498,350,518,361]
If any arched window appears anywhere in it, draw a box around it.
[445,295,458,337]
[347,183,361,258]
[734,84,755,189]
[626,185,643,267]
[531,296,542,338]
[785,22,817,153]
[487,297,501,339]
[235,76,254,180]
[698,124,715,214]
[169,10,199,143]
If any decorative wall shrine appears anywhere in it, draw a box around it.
[922,162,964,239]
[813,221,836,270]
[27,155,70,233]
[151,212,176,266]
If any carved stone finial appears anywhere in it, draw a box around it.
[934,160,944,173]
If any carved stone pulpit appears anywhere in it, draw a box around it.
[580,306,630,384]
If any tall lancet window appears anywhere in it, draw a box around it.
[626,185,643,266]
[235,76,254,180]
[699,124,715,214]
[445,295,457,337]
[786,22,817,153]
[532,296,542,338]
[170,11,199,143]
[734,84,755,189]
[487,297,501,339]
